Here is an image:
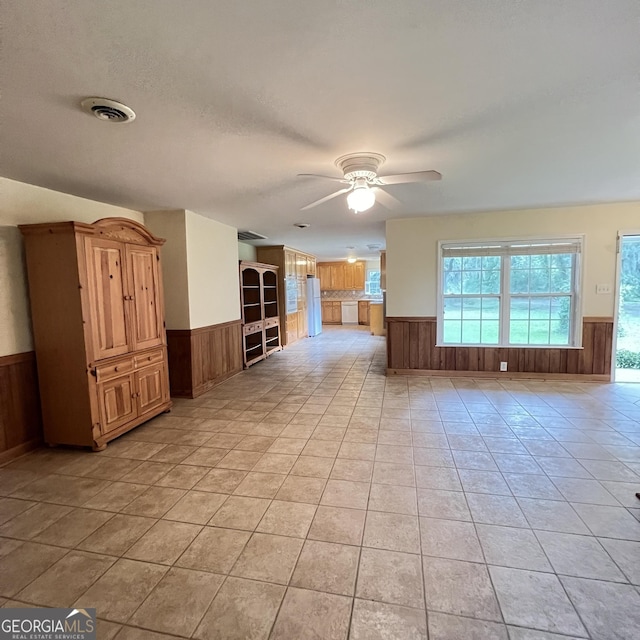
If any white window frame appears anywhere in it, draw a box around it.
[436,236,584,348]
[365,269,381,295]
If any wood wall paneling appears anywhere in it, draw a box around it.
[386,317,614,381]
[166,319,243,398]
[0,352,43,464]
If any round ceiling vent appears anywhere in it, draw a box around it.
[81,98,136,123]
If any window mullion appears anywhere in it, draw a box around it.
[570,253,577,346]
[500,257,510,345]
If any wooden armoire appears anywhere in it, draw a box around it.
[20,217,172,451]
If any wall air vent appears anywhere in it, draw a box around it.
[238,230,268,241]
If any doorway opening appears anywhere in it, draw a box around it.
[615,233,640,382]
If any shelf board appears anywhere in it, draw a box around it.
[243,303,261,307]
[245,343,263,352]
[245,354,266,367]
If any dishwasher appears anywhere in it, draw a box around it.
[341,301,359,324]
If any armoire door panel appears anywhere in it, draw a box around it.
[136,363,167,415]
[86,238,131,360]
[98,374,136,434]
[127,245,163,351]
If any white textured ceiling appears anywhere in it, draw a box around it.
[1,1,639,260]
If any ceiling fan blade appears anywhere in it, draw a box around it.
[373,187,402,210]
[378,170,442,185]
[300,186,352,211]
[298,173,349,183]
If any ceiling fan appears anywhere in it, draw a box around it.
[298,152,441,213]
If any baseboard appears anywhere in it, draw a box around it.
[0,438,42,465]
[189,369,242,398]
[387,368,611,382]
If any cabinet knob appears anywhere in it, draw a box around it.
[115,366,120,372]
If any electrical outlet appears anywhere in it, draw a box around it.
[500,361,508,372]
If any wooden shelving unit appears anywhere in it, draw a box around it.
[240,261,282,368]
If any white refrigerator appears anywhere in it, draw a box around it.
[306,277,322,337]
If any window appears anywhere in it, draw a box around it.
[366,269,381,295]
[438,238,582,347]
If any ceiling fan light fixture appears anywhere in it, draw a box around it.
[347,180,375,213]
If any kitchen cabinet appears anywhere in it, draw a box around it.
[370,302,385,336]
[317,261,365,291]
[19,217,171,451]
[358,300,370,325]
[256,245,317,346]
[306,256,317,276]
[321,301,342,324]
[345,262,365,290]
[317,264,330,290]
[286,311,298,344]
[330,264,345,290]
[239,261,282,368]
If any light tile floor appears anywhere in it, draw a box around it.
[1,326,640,639]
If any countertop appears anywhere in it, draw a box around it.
[321,297,383,303]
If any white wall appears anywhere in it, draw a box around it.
[144,210,190,330]
[365,259,380,271]
[238,242,257,262]
[185,211,240,328]
[386,202,640,318]
[0,177,143,356]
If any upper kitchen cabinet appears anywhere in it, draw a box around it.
[344,261,365,290]
[317,261,366,291]
[19,218,171,451]
[256,245,317,347]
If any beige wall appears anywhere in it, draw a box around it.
[185,211,240,328]
[386,202,640,318]
[238,242,257,262]
[144,210,190,330]
[0,177,143,357]
[365,259,380,271]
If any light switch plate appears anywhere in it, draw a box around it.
[596,284,612,294]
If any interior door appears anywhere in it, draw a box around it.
[85,238,131,360]
[127,245,164,351]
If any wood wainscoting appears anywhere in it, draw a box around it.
[166,319,243,398]
[0,352,43,463]
[387,316,614,381]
